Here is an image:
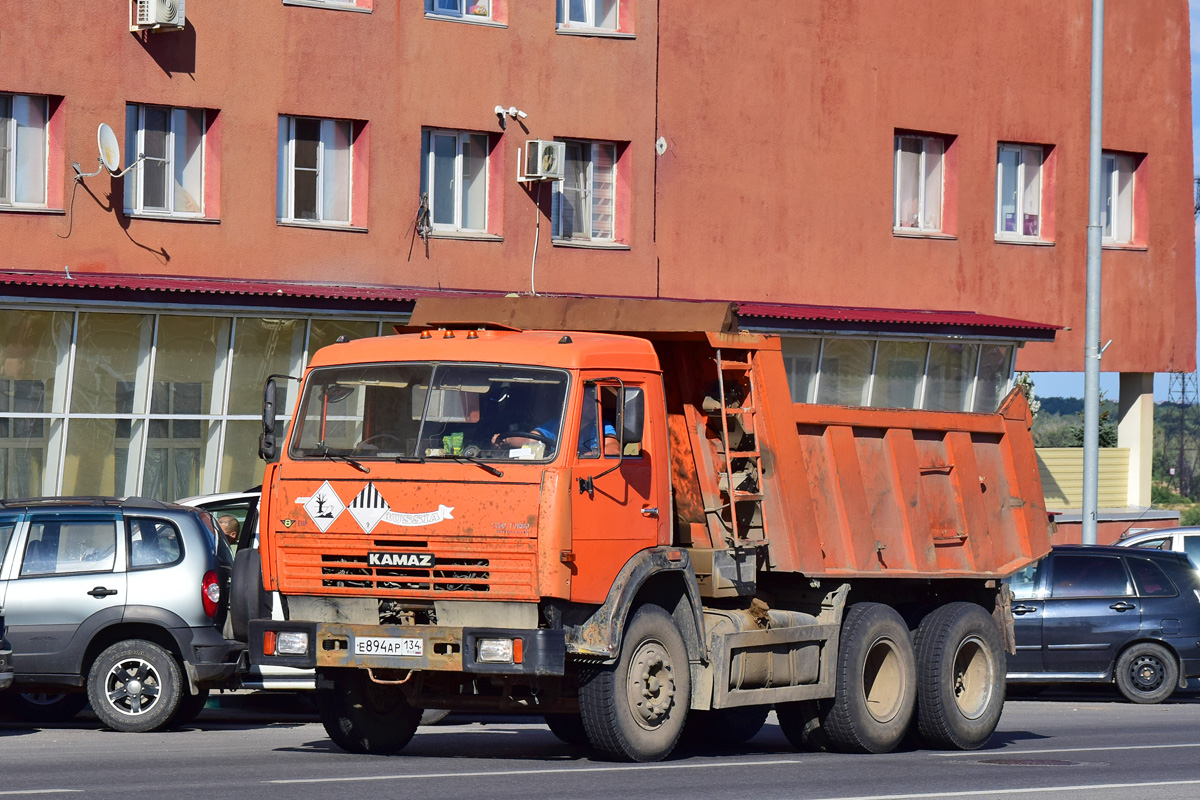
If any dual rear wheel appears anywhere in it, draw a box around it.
[778,601,1005,754]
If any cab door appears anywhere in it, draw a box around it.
[3,512,126,675]
[569,374,666,604]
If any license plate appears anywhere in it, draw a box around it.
[353,636,424,657]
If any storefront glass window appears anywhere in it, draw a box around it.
[816,339,874,406]
[925,342,980,412]
[872,341,928,408]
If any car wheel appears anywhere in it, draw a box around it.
[1115,642,1178,704]
[315,668,422,754]
[168,689,211,728]
[87,640,184,733]
[2,691,89,723]
[419,708,451,726]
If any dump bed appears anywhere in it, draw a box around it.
[658,332,1053,579]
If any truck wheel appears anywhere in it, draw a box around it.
[2,691,89,723]
[87,640,183,733]
[315,669,421,754]
[913,602,1006,750]
[1115,642,1178,704]
[544,713,590,745]
[579,604,691,762]
[685,705,770,748]
[824,603,916,754]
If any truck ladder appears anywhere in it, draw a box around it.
[712,349,768,546]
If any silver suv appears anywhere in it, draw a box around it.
[0,497,243,732]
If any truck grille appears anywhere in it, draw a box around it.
[275,536,538,601]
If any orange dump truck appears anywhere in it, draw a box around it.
[249,298,1052,761]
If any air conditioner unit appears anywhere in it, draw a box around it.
[133,0,186,31]
[523,140,566,182]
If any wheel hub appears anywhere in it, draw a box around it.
[105,658,160,716]
[627,639,676,729]
[1130,655,1164,691]
[951,635,995,720]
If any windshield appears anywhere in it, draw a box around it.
[289,363,569,462]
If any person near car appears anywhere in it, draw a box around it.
[217,515,240,546]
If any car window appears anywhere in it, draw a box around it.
[127,518,183,568]
[20,518,118,576]
[1008,560,1042,600]
[0,515,18,564]
[1131,537,1172,551]
[1183,536,1200,567]
[1049,554,1131,599]
[1126,557,1178,597]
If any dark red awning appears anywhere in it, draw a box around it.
[737,302,1060,340]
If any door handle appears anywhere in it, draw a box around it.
[640,506,659,518]
[87,587,118,598]
[1012,604,1038,615]
[1109,601,1136,612]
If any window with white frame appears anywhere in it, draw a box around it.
[553,140,616,242]
[557,0,618,30]
[1102,151,1135,244]
[996,144,1042,238]
[124,105,205,217]
[0,93,48,208]
[420,130,489,233]
[894,134,944,232]
[277,116,353,225]
[426,0,491,18]
[780,336,1015,412]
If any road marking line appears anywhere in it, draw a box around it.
[0,792,82,796]
[267,758,807,784]
[932,741,1200,756]
[803,779,1200,800]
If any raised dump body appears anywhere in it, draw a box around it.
[653,333,1048,581]
[249,299,1053,763]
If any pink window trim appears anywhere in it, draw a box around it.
[617,0,634,33]
[894,128,957,236]
[46,96,66,210]
[487,132,504,234]
[202,110,221,219]
[351,121,369,229]
[614,142,631,243]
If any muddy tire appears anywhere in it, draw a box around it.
[776,700,831,751]
[87,640,183,733]
[913,602,1006,750]
[579,604,691,762]
[420,708,451,725]
[685,705,770,748]
[544,713,590,745]
[315,669,421,754]
[1115,642,1178,705]
[823,603,916,754]
[2,691,89,723]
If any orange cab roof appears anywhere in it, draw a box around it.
[306,329,662,372]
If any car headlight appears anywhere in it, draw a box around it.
[276,631,309,656]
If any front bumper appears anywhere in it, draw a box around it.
[250,620,566,677]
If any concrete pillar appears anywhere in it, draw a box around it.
[1117,372,1155,507]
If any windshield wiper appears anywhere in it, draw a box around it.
[318,446,370,474]
[447,453,503,477]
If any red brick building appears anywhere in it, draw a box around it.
[0,0,1192,519]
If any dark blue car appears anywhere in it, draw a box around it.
[1006,545,1200,703]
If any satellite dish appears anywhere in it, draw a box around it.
[97,124,121,173]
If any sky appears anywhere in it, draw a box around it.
[1030,1,1200,400]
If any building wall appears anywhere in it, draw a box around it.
[654,0,1196,374]
[1,0,1193,371]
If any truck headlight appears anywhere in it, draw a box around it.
[478,638,517,664]
[276,631,309,656]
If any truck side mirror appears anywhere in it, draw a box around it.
[621,388,644,445]
[259,378,278,462]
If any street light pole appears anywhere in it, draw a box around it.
[1082,0,1104,546]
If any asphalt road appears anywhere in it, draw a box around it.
[2,688,1200,800]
